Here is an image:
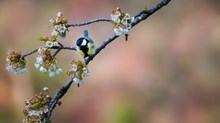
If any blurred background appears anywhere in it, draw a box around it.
[0,0,220,123]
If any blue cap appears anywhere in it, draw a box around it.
[83,30,89,37]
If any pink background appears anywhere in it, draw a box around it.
[0,0,220,123]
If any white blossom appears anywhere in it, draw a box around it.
[34,63,40,69]
[54,24,67,33]
[83,67,90,76]
[49,64,56,70]
[43,108,48,113]
[51,29,59,36]
[53,41,59,46]
[56,68,63,74]
[28,110,43,116]
[125,13,131,19]
[131,17,135,23]
[126,24,132,29]
[114,27,129,36]
[58,25,66,33]
[6,50,28,74]
[37,47,47,54]
[48,12,68,42]
[23,87,50,123]
[111,15,120,23]
[114,28,123,36]
[72,64,78,72]
[46,95,50,98]
[111,11,121,21]
[39,66,47,73]
[45,41,59,48]
[121,18,128,25]
[49,71,55,77]
[6,65,28,74]
[35,58,63,77]
[43,87,49,91]
[57,12,62,17]
[36,56,43,64]
[23,119,28,123]
[45,41,53,48]
[55,19,61,23]
[49,18,55,24]
[58,35,66,40]
[73,78,84,86]
[111,9,133,36]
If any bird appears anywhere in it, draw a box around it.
[76,30,95,58]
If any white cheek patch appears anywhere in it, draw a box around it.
[81,39,87,46]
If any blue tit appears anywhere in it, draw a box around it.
[76,30,95,58]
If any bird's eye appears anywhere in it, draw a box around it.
[81,39,87,46]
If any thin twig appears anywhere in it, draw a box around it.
[52,46,76,50]
[44,0,172,121]
[21,48,39,60]
[52,42,64,58]
[21,46,76,60]
[66,18,112,28]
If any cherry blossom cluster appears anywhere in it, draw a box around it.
[39,12,68,48]
[66,61,90,87]
[22,87,61,123]
[5,50,28,74]
[111,8,134,36]
[49,12,68,39]
[35,47,63,77]
[39,36,59,48]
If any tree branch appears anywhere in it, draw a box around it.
[21,48,39,60]
[85,34,118,65]
[67,18,112,28]
[46,78,74,119]
[52,42,64,58]
[52,46,76,51]
[21,45,76,60]
[86,0,171,64]
[44,0,172,121]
